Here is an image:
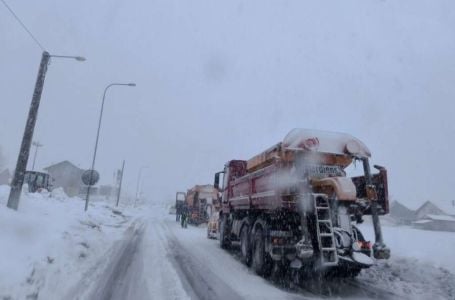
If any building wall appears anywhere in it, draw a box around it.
[46,165,83,197]
[414,221,455,232]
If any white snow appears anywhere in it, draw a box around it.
[2,187,454,300]
[359,217,455,272]
[155,209,310,300]
[0,185,140,300]
[413,219,432,224]
[424,214,455,222]
[358,217,455,299]
[283,128,371,158]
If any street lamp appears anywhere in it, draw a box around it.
[135,166,149,204]
[7,51,85,210]
[84,82,136,211]
[50,55,86,61]
[31,141,43,171]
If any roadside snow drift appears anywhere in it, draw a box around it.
[0,185,137,300]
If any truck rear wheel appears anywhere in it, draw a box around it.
[219,214,231,249]
[252,227,272,277]
[240,225,252,266]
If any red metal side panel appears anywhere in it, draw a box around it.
[230,177,251,209]
[229,163,286,211]
[232,179,250,198]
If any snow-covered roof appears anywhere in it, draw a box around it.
[415,201,446,219]
[282,128,371,158]
[425,214,455,222]
[413,220,432,224]
[44,160,83,172]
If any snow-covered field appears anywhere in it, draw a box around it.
[1,187,454,300]
[357,219,455,300]
[360,217,455,271]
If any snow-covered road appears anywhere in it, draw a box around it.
[2,189,454,299]
[74,205,455,300]
[81,207,308,300]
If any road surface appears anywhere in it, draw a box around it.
[70,205,454,300]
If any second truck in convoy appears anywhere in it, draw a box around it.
[184,185,219,225]
[213,128,390,278]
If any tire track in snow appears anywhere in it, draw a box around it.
[160,222,244,300]
[87,220,148,300]
[163,217,404,300]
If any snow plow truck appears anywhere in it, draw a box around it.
[185,185,219,225]
[214,129,390,278]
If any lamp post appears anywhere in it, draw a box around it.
[7,51,85,210]
[137,176,148,205]
[84,83,136,211]
[135,166,149,205]
[31,141,43,171]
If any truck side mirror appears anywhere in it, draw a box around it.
[214,173,220,190]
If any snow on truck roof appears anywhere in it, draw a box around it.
[246,129,371,171]
[283,128,371,158]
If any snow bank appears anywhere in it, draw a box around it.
[358,217,455,299]
[0,185,138,300]
[359,217,455,272]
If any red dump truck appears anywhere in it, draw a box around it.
[185,185,219,225]
[214,129,390,279]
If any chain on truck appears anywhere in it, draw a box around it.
[213,128,390,279]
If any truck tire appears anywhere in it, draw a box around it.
[240,225,252,266]
[219,214,231,249]
[252,227,272,277]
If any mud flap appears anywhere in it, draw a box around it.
[351,252,374,267]
[338,252,374,269]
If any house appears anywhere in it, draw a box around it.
[415,201,446,219]
[413,214,455,232]
[44,161,85,197]
[389,201,416,225]
[0,169,11,185]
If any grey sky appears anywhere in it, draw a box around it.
[1,0,454,210]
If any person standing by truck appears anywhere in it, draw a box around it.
[175,192,186,222]
[180,203,188,228]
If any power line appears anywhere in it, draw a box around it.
[0,0,46,51]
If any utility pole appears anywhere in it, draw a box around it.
[116,160,125,207]
[31,141,43,171]
[7,51,50,210]
[7,51,85,210]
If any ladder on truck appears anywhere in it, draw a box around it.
[314,195,339,267]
